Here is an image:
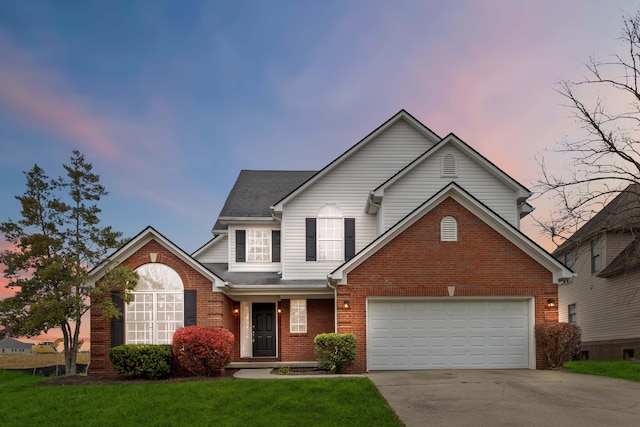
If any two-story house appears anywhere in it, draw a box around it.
[554,183,640,360]
[89,110,572,375]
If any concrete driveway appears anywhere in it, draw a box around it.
[367,370,640,427]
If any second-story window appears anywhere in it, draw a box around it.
[317,204,343,261]
[247,230,271,262]
[236,229,281,263]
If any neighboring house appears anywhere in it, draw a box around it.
[89,110,572,376]
[0,337,33,354]
[554,184,640,360]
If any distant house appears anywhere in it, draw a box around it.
[89,110,572,376]
[554,184,640,360]
[0,337,33,354]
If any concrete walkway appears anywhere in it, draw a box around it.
[233,368,364,379]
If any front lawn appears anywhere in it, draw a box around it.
[564,360,640,382]
[0,370,402,427]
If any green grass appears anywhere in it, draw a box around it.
[564,360,640,382]
[0,370,402,427]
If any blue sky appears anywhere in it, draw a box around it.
[1,0,638,280]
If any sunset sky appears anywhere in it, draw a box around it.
[0,1,638,338]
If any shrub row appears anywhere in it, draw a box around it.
[109,326,235,379]
[108,344,173,379]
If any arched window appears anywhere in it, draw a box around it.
[441,153,457,177]
[440,216,458,241]
[126,264,184,345]
[317,204,343,261]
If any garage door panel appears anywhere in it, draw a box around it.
[368,300,530,370]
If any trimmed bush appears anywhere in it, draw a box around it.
[535,322,581,368]
[314,333,356,373]
[108,344,173,379]
[172,326,234,376]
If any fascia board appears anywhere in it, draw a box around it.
[217,217,275,224]
[272,110,440,212]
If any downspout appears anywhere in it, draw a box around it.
[326,275,338,332]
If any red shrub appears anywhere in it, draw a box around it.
[535,322,581,368]
[172,326,235,376]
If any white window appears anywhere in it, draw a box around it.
[441,153,457,177]
[247,229,271,262]
[440,216,458,241]
[126,264,184,345]
[318,204,343,261]
[290,299,307,333]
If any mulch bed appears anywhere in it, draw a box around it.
[37,369,239,386]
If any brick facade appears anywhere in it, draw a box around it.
[336,198,558,372]
[279,299,335,361]
[90,239,233,376]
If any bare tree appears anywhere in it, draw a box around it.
[535,11,640,247]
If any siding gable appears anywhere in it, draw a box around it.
[281,118,438,280]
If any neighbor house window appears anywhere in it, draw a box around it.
[440,216,458,241]
[126,264,184,345]
[568,304,576,324]
[290,299,307,333]
[564,251,573,268]
[591,239,601,273]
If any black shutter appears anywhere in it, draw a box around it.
[272,230,281,262]
[184,290,197,326]
[345,218,355,261]
[111,291,124,347]
[236,230,246,262]
[306,218,316,261]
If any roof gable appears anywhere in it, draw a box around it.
[330,183,573,284]
[372,133,530,200]
[89,226,224,288]
[272,110,441,212]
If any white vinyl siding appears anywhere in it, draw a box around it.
[193,235,229,263]
[281,119,437,279]
[382,146,518,232]
[559,232,640,342]
[228,223,281,272]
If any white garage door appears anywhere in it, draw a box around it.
[368,299,530,370]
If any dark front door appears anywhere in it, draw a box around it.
[253,303,276,357]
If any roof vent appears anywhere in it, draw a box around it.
[441,153,457,177]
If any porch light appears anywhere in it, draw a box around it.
[547,298,556,308]
[233,305,240,315]
[343,300,350,309]
[277,306,282,314]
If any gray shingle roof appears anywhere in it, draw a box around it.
[554,183,640,256]
[213,170,317,232]
[0,337,33,349]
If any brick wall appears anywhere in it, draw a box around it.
[336,198,558,372]
[279,299,335,361]
[90,239,232,376]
